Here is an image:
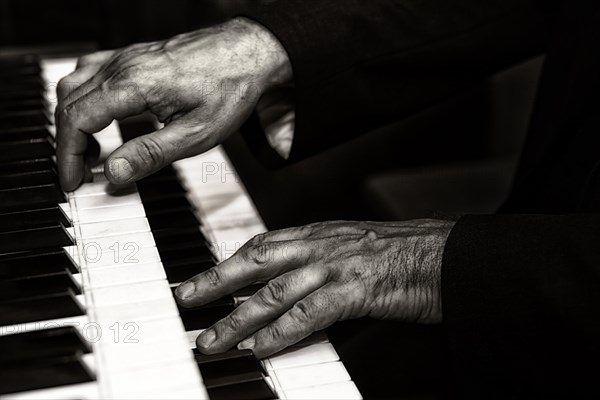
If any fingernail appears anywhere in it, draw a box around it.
[108,158,133,183]
[238,336,256,351]
[197,329,216,348]
[176,282,195,299]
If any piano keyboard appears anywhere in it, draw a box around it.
[0,55,362,400]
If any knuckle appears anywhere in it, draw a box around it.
[291,301,314,325]
[57,102,78,125]
[258,279,287,308]
[249,233,267,246]
[223,313,244,336]
[56,77,69,97]
[136,136,165,168]
[264,323,285,342]
[244,240,271,266]
[110,65,136,84]
[76,54,93,68]
[203,267,223,288]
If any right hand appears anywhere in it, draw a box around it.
[56,17,292,191]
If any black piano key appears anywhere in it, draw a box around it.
[0,89,43,103]
[0,170,58,190]
[141,165,178,179]
[138,170,180,184]
[0,183,65,212]
[178,304,234,331]
[0,98,48,113]
[206,371,275,400]
[196,349,267,387]
[0,55,41,75]
[159,242,213,263]
[0,326,90,364]
[154,230,211,253]
[0,137,55,163]
[0,272,80,300]
[153,226,208,246]
[0,250,77,280]
[0,126,52,142]
[0,354,95,395]
[0,224,73,254]
[165,260,214,283]
[0,110,50,130]
[0,76,45,92]
[0,206,71,232]
[136,177,188,200]
[145,208,201,229]
[141,194,193,213]
[0,290,84,326]
[0,158,55,174]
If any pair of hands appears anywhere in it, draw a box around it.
[55,17,455,359]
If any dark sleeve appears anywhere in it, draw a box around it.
[442,214,600,398]
[240,0,543,165]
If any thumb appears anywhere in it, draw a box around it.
[104,122,196,184]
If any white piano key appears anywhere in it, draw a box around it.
[87,280,172,307]
[0,315,89,337]
[65,227,75,238]
[84,261,166,288]
[79,231,156,251]
[283,381,363,400]
[93,317,187,347]
[265,343,340,371]
[42,58,215,400]
[73,203,146,224]
[2,382,99,400]
[137,386,207,400]
[99,336,193,372]
[72,190,141,210]
[272,361,351,391]
[70,180,136,198]
[59,202,72,219]
[93,297,179,324]
[107,360,206,399]
[80,246,160,269]
[186,329,203,348]
[75,217,151,239]
[97,133,125,161]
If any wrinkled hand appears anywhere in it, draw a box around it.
[56,17,292,191]
[175,219,455,359]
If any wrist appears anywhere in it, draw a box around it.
[416,219,456,324]
[231,17,293,90]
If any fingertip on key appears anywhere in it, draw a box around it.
[176,281,196,301]
[196,329,216,350]
[106,157,134,184]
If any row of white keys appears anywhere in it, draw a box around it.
[68,177,207,397]
[174,148,362,400]
[9,57,207,400]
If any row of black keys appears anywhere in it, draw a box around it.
[0,56,273,400]
[0,326,272,400]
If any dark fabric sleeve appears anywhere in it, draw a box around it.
[442,214,600,398]
[239,0,543,164]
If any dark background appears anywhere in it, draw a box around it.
[0,0,541,230]
[1,3,545,398]
[0,0,258,48]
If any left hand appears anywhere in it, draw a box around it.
[175,219,455,358]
